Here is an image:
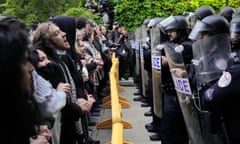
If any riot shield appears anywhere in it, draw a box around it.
[139,25,148,97]
[134,27,142,76]
[163,43,204,144]
[150,28,162,118]
[191,34,232,144]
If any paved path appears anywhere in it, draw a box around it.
[89,78,162,144]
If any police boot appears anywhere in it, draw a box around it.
[133,96,143,101]
[141,103,151,107]
[133,90,141,95]
[149,133,162,141]
[144,110,153,117]
[145,123,158,132]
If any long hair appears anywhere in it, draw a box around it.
[32,22,56,56]
[0,22,41,144]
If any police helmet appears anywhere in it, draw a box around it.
[189,15,229,40]
[220,6,236,22]
[143,18,151,26]
[230,17,240,44]
[159,15,188,33]
[147,17,164,28]
[194,6,215,20]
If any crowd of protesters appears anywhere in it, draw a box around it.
[2,13,132,144]
[6,3,240,144]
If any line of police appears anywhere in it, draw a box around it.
[131,6,240,144]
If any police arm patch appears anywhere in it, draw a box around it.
[174,45,184,53]
[217,71,232,88]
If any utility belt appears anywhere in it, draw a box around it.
[162,83,176,95]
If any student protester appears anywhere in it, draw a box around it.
[29,49,70,144]
[32,22,90,144]
[0,16,50,144]
[49,15,100,143]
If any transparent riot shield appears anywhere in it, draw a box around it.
[139,25,148,97]
[192,34,232,144]
[134,27,142,76]
[163,43,204,144]
[150,28,162,118]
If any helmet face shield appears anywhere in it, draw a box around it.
[230,23,240,44]
[230,23,240,33]
[189,20,208,40]
[148,19,155,28]
[230,32,240,44]
[192,34,232,85]
[189,15,198,29]
[159,16,175,33]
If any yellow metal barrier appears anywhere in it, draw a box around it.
[107,122,133,144]
[97,53,132,144]
[102,55,130,109]
[111,52,125,92]
[96,71,132,129]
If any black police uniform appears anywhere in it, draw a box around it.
[143,39,163,137]
[201,64,240,144]
[160,40,192,144]
[157,15,192,144]
[189,15,235,144]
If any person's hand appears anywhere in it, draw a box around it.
[97,65,103,69]
[110,47,117,51]
[81,59,87,66]
[76,98,91,113]
[171,68,186,77]
[161,56,168,66]
[57,82,71,95]
[29,135,49,144]
[113,43,120,47]
[87,94,96,104]
[39,125,52,141]
[94,59,104,66]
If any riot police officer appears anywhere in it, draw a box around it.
[189,6,215,29]
[144,17,167,141]
[189,15,240,143]
[194,6,215,20]
[219,6,236,23]
[230,17,240,64]
[133,18,151,101]
[158,15,192,144]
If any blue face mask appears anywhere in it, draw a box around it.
[55,49,66,55]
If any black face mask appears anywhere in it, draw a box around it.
[36,63,52,77]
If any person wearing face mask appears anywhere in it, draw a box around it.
[29,49,71,144]
[32,22,93,144]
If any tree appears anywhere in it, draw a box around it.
[0,0,99,25]
[0,0,240,30]
[113,0,240,32]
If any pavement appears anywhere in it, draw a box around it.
[89,77,162,144]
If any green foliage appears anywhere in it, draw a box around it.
[114,0,240,32]
[62,7,101,23]
[0,0,240,30]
